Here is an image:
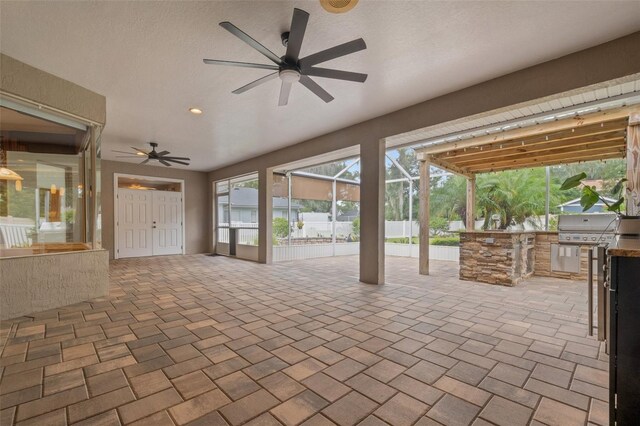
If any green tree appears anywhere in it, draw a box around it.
[385,148,418,220]
[430,175,467,221]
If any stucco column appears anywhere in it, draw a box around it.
[359,140,385,285]
[418,157,430,275]
[258,168,273,264]
[627,113,640,216]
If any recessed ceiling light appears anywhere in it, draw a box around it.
[189,107,203,115]
[320,0,359,13]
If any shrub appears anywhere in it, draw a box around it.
[352,217,360,236]
[430,236,460,246]
[429,216,449,236]
[273,217,289,238]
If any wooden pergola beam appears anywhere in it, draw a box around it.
[461,139,625,170]
[627,112,640,215]
[467,151,625,174]
[416,107,635,156]
[416,152,473,178]
[466,176,476,232]
[437,121,627,162]
[451,134,625,166]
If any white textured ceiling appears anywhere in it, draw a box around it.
[1,1,639,171]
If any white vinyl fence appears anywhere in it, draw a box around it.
[385,243,459,262]
[273,242,359,262]
[273,243,459,263]
[384,221,420,238]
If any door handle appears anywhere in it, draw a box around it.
[152,225,157,229]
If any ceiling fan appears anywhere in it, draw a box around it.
[203,8,367,106]
[113,142,191,167]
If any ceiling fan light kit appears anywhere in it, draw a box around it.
[203,8,367,106]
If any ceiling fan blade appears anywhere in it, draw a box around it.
[115,155,144,158]
[219,22,283,66]
[299,38,367,69]
[232,72,279,94]
[131,147,149,154]
[303,67,367,83]
[160,156,191,161]
[299,75,334,103]
[203,59,279,71]
[157,150,170,156]
[285,8,309,64]
[112,150,138,155]
[159,159,172,167]
[140,159,150,165]
[278,81,293,106]
[164,159,190,166]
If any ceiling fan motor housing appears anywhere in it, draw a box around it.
[281,32,290,47]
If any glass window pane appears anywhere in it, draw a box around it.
[1,106,90,256]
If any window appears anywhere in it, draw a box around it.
[0,101,100,257]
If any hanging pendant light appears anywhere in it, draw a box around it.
[0,167,24,192]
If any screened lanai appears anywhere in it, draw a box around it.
[214,152,460,263]
[229,152,454,263]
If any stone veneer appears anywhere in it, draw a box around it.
[460,231,536,286]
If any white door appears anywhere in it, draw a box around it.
[117,189,153,258]
[152,190,183,255]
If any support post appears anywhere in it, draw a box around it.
[408,179,413,250]
[627,113,640,216]
[287,173,292,246]
[258,168,273,264]
[359,140,385,285]
[332,179,337,256]
[466,175,476,231]
[545,166,550,231]
[419,157,430,275]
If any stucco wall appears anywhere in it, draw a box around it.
[0,54,106,125]
[0,249,109,320]
[209,32,640,181]
[101,160,210,259]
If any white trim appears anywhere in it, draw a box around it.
[113,173,186,259]
[0,92,95,129]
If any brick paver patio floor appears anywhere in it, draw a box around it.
[0,255,608,425]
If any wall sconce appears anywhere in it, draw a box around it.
[51,184,57,194]
[0,167,24,191]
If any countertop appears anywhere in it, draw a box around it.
[607,237,640,258]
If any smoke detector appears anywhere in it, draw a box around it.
[320,0,359,14]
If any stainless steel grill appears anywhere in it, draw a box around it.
[558,213,617,245]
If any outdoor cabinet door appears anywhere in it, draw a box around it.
[117,189,153,258]
[152,190,183,255]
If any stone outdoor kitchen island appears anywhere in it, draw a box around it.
[460,231,536,286]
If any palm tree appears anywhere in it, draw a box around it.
[476,168,555,229]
